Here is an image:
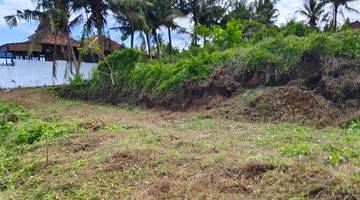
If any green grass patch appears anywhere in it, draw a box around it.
[257,123,360,165]
[0,102,85,190]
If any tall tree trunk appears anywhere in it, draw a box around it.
[333,5,339,32]
[192,20,199,46]
[66,26,79,76]
[154,30,161,57]
[52,33,59,80]
[52,44,57,80]
[192,0,200,46]
[96,18,103,36]
[145,32,152,59]
[96,23,105,53]
[130,31,134,49]
[168,26,172,56]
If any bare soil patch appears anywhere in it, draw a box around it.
[102,150,155,172]
[239,162,275,179]
[241,86,346,126]
[0,88,54,108]
[58,133,118,153]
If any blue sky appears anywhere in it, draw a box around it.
[0,0,359,49]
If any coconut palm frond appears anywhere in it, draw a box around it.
[69,14,84,30]
[344,4,360,14]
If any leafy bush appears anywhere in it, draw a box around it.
[347,120,360,134]
[213,20,244,49]
[242,46,278,72]
[97,48,142,85]
[330,31,360,58]
[129,50,234,93]
[0,104,29,142]
[11,119,79,145]
[235,35,308,84]
[195,25,214,45]
[242,20,265,37]
[0,103,81,146]
[281,21,312,37]
[252,26,281,43]
[307,30,360,58]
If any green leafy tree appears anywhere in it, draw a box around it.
[282,20,312,37]
[297,0,326,29]
[213,20,243,49]
[195,24,213,45]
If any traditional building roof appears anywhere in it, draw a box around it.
[0,42,42,53]
[29,34,81,47]
[87,35,124,52]
[349,21,360,29]
[27,16,80,47]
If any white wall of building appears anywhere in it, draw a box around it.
[0,59,97,89]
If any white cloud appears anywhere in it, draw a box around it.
[276,0,305,25]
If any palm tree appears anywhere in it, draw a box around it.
[222,0,254,25]
[110,0,151,57]
[252,0,279,26]
[164,11,183,56]
[157,0,183,56]
[321,0,359,31]
[297,0,326,29]
[112,14,136,48]
[144,0,183,57]
[4,0,82,77]
[111,2,149,49]
[143,0,161,57]
[175,0,224,46]
[72,0,109,36]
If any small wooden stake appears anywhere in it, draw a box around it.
[45,134,49,166]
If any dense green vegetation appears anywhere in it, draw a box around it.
[65,27,360,103]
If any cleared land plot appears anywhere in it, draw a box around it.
[0,88,359,199]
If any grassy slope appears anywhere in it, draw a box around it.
[74,30,360,97]
[0,88,359,199]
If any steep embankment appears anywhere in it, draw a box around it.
[58,30,360,126]
[0,88,359,199]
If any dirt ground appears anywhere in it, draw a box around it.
[0,88,359,199]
